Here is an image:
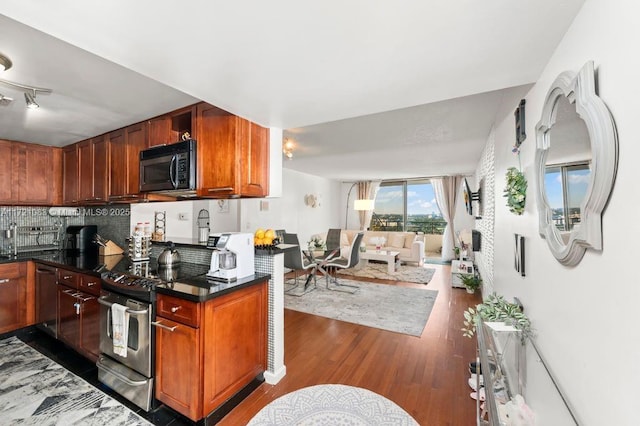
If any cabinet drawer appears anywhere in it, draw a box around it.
[79,273,101,295]
[157,294,200,327]
[57,269,80,289]
[0,262,22,280]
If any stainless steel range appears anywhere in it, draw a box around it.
[97,270,160,411]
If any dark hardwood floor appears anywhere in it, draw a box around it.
[219,263,481,425]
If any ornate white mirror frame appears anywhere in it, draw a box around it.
[535,61,618,266]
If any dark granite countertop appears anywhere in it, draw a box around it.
[1,249,270,302]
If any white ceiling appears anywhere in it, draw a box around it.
[0,0,584,180]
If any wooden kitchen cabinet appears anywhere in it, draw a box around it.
[109,123,147,202]
[0,140,60,205]
[155,281,267,421]
[0,262,29,334]
[57,268,101,362]
[196,103,269,198]
[62,144,79,205]
[148,105,197,147]
[78,135,109,203]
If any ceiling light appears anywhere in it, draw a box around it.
[24,90,38,109]
[0,79,52,109]
[0,54,12,73]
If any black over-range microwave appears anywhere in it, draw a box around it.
[139,139,197,192]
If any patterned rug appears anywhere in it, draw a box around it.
[0,336,151,425]
[285,278,438,336]
[247,384,418,425]
[338,263,436,284]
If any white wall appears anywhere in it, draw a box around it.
[486,1,639,423]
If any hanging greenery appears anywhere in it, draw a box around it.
[504,167,527,215]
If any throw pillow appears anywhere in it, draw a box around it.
[389,234,405,248]
[404,234,417,248]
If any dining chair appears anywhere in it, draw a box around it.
[283,233,317,296]
[321,232,364,293]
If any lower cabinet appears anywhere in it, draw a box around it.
[56,269,101,362]
[0,262,31,334]
[155,281,267,421]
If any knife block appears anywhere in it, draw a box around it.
[99,240,124,256]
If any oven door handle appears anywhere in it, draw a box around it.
[97,296,149,315]
[97,357,149,386]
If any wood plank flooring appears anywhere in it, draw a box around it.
[219,263,481,425]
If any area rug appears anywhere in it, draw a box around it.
[285,278,438,336]
[0,336,151,425]
[338,263,436,284]
[247,384,418,425]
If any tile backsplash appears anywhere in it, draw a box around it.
[0,205,131,255]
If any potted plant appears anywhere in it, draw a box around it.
[462,293,532,338]
[504,166,527,215]
[459,273,482,294]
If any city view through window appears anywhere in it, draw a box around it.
[544,163,590,231]
[370,180,446,234]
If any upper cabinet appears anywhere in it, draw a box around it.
[0,140,61,206]
[108,123,147,202]
[78,135,109,204]
[196,103,269,198]
[148,105,197,147]
[62,144,79,205]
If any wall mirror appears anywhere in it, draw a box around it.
[535,61,618,266]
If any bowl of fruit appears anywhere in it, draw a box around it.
[254,228,279,251]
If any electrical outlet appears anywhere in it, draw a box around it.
[178,212,189,221]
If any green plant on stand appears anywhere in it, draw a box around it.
[462,293,532,339]
[459,274,482,294]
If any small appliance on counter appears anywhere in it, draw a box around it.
[207,232,255,282]
[65,225,98,254]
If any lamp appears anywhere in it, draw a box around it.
[283,138,295,159]
[345,182,375,229]
[0,54,12,73]
[24,90,38,109]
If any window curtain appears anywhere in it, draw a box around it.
[358,180,381,230]
[432,176,463,261]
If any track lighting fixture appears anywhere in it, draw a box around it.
[0,54,12,73]
[0,79,51,109]
[24,90,38,109]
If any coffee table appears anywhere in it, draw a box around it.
[358,250,400,273]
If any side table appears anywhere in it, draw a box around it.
[451,260,474,288]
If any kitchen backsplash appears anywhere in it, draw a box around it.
[0,205,130,255]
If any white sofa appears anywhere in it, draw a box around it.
[312,230,425,265]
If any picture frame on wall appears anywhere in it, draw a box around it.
[514,99,526,147]
[514,234,525,276]
[217,199,229,213]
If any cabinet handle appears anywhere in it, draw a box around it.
[74,302,81,315]
[170,306,181,313]
[207,187,234,192]
[63,275,73,280]
[0,278,10,284]
[86,281,97,287]
[151,321,178,332]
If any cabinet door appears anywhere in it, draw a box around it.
[16,143,54,204]
[92,135,109,202]
[57,286,80,347]
[108,129,127,199]
[202,283,267,413]
[62,145,79,205]
[0,140,15,203]
[78,297,99,362]
[35,263,57,332]
[147,115,172,148]
[155,317,201,420]
[0,263,26,334]
[239,120,269,197]
[124,123,147,197]
[196,103,238,197]
[148,106,197,148]
[77,140,94,201]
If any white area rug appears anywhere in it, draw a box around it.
[247,384,419,426]
[0,337,151,425]
[339,263,436,284]
[285,278,438,336]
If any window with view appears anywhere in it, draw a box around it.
[370,180,444,234]
[544,162,591,231]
